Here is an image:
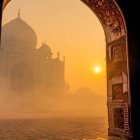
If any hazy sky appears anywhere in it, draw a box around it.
[2,0,106,96]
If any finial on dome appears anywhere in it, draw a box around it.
[18,8,20,18]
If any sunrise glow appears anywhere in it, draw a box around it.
[93,66,102,74]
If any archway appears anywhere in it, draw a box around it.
[80,1,131,139]
[0,0,133,139]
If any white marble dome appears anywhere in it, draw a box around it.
[1,15,37,49]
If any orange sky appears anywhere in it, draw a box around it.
[2,0,106,96]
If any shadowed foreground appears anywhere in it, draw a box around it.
[0,117,108,140]
[0,117,125,140]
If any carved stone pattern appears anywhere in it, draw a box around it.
[108,103,130,137]
[81,0,125,36]
[113,108,124,129]
[111,45,122,62]
[108,62,123,79]
[112,83,123,100]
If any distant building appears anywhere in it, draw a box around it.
[0,12,65,96]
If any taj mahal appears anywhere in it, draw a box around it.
[0,11,66,95]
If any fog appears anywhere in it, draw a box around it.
[0,25,107,119]
[0,84,107,119]
[0,0,107,120]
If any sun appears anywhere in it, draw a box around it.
[93,66,102,74]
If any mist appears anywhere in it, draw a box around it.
[0,87,107,119]
[0,0,107,120]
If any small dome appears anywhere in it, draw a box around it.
[1,15,37,49]
[38,43,52,58]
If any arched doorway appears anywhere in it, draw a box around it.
[0,0,135,139]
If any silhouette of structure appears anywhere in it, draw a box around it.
[0,12,65,95]
[0,0,140,140]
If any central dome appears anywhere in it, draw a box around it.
[1,15,37,49]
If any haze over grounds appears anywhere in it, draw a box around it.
[1,0,107,118]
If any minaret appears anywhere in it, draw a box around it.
[57,51,60,60]
[63,56,65,64]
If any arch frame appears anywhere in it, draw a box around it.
[0,0,140,139]
[81,0,131,139]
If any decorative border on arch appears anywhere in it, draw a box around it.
[108,102,130,137]
[81,0,125,38]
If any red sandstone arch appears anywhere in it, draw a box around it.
[80,1,131,139]
[1,0,132,139]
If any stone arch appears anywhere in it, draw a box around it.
[80,1,131,139]
[1,0,137,139]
